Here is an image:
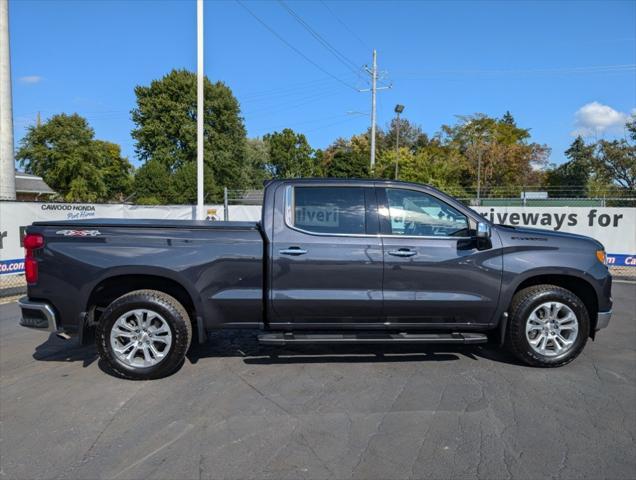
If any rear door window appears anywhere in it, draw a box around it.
[292,187,366,235]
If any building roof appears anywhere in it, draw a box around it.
[15,172,57,195]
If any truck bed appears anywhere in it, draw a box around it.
[26,218,265,334]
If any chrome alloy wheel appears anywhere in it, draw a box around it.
[525,301,579,357]
[109,309,173,368]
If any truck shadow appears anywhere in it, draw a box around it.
[31,329,522,376]
[186,330,521,367]
[32,334,99,368]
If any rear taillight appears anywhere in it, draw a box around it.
[25,257,38,284]
[24,233,44,284]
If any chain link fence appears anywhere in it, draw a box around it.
[225,186,636,208]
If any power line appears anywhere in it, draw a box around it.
[239,75,358,102]
[393,64,636,78]
[235,0,358,91]
[243,86,344,118]
[277,0,362,77]
[303,115,362,134]
[319,0,369,51]
[250,113,353,136]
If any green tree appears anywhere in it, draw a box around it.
[263,128,315,178]
[594,138,636,189]
[376,140,469,191]
[382,117,429,153]
[501,110,516,126]
[244,138,271,187]
[441,113,549,191]
[131,69,248,202]
[133,160,172,204]
[546,136,594,196]
[16,113,132,202]
[94,140,134,201]
[588,114,636,190]
[320,135,370,178]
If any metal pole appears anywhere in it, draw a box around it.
[0,0,16,200]
[196,0,204,219]
[476,145,482,204]
[223,187,229,221]
[369,49,377,171]
[394,111,400,180]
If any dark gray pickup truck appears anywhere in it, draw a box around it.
[19,179,612,379]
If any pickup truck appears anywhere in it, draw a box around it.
[19,179,612,379]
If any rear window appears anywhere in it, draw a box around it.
[292,187,366,235]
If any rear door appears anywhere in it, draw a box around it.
[379,186,501,327]
[269,183,383,328]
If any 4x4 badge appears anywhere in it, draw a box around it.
[55,229,101,237]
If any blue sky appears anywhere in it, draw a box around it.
[9,0,636,168]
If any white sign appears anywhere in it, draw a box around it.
[471,206,636,267]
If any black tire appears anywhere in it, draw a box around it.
[96,289,192,380]
[505,284,589,367]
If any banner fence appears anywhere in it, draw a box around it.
[1,200,634,297]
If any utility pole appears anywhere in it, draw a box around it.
[36,111,41,127]
[0,0,16,200]
[196,0,204,220]
[360,49,390,172]
[369,49,377,170]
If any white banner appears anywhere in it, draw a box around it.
[471,206,635,264]
[1,202,634,275]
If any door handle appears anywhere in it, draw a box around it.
[388,249,417,257]
[279,247,308,256]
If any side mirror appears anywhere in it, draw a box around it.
[476,222,491,239]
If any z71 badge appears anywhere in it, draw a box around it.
[55,229,101,237]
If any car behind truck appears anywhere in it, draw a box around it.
[19,179,612,379]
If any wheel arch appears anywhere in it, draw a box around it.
[515,274,598,331]
[84,271,205,344]
[497,270,600,344]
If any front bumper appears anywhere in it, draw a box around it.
[596,310,612,331]
[18,297,58,332]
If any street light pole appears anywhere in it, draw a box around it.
[0,0,16,200]
[477,146,482,204]
[394,104,404,180]
[196,0,204,220]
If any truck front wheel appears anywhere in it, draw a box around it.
[96,289,192,380]
[506,285,590,367]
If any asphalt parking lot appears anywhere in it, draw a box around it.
[1,283,635,480]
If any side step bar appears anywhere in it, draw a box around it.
[258,332,488,346]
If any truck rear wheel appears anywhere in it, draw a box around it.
[96,289,192,380]
[506,285,589,367]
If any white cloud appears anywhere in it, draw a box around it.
[571,101,630,137]
[18,75,43,84]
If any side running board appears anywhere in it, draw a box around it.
[258,332,488,346]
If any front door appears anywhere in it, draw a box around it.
[270,184,384,328]
[379,187,502,327]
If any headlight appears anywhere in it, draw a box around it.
[596,250,607,265]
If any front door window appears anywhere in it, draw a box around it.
[386,188,469,237]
